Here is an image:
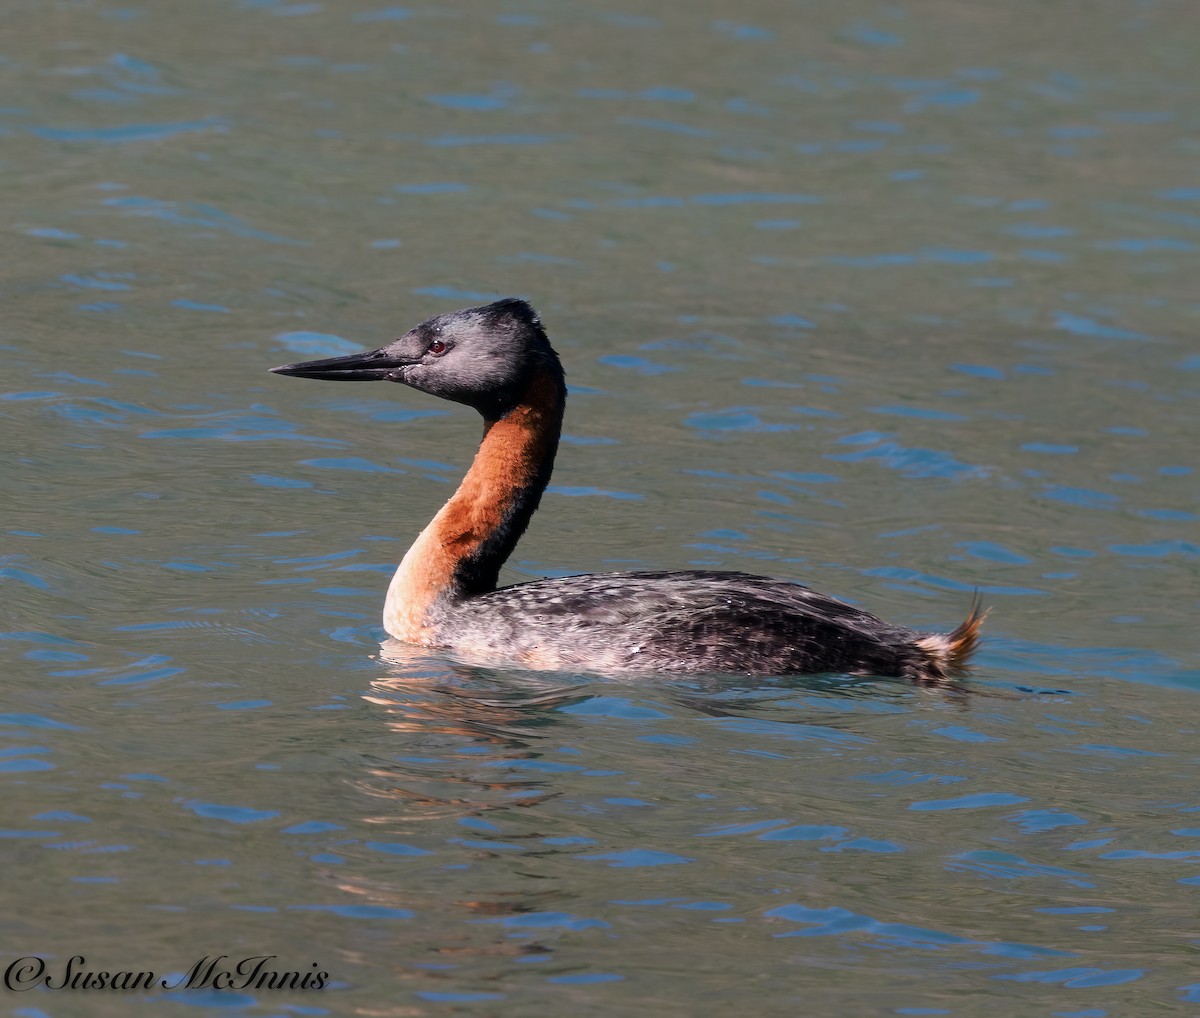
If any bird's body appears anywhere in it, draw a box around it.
[423,570,965,679]
[272,298,985,682]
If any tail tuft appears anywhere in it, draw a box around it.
[913,595,989,683]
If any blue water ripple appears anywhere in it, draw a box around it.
[32,117,228,143]
[712,21,774,41]
[931,725,1004,744]
[172,299,229,313]
[186,802,280,824]
[759,824,849,842]
[774,470,840,485]
[863,566,1045,597]
[827,435,985,480]
[1040,486,1119,510]
[215,700,272,711]
[767,903,968,945]
[425,134,565,147]
[60,273,131,292]
[870,405,966,421]
[910,793,1030,811]
[561,697,669,720]
[714,718,869,745]
[699,819,795,837]
[1109,540,1198,558]
[845,21,902,46]
[615,192,822,208]
[97,664,186,687]
[0,714,81,731]
[769,313,815,328]
[685,410,797,433]
[547,485,642,501]
[831,838,905,853]
[395,182,469,194]
[364,841,431,857]
[996,967,1143,987]
[1023,443,1078,455]
[282,822,344,834]
[103,194,301,244]
[352,7,410,21]
[1009,810,1088,833]
[425,92,512,112]
[1053,313,1151,341]
[956,541,1031,565]
[300,457,403,473]
[0,758,55,773]
[492,911,609,930]
[578,849,693,868]
[411,286,507,302]
[597,354,678,375]
[274,331,363,357]
[950,850,1095,887]
[250,474,312,489]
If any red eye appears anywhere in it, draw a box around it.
[427,340,447,356]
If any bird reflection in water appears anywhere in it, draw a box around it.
[351,643,977,832]
[324,645,591,973]
[324,648,994,983]
[353,640,590,820]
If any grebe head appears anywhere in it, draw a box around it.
[270,298,560,418]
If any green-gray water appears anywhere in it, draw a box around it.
[2,0,1198,1014]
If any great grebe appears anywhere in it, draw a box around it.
[271,298,985,682]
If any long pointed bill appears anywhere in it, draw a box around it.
[269,347,416,381]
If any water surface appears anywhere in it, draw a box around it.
[3,0,1199,1014]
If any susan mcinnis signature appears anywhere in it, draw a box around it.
[4,955,329,992]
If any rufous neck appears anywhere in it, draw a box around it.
[383,366,565,642]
